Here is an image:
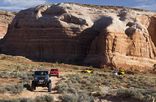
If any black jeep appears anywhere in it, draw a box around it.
[31,71,52,92]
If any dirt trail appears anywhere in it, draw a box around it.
[0,71,75,101]
[0,77,61,101]
[20,77,61,101]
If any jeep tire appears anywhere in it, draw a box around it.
[31,81,36,91]
[48,82,52,92]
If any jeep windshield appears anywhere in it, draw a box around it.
[34,71,48,75]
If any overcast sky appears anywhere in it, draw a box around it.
[0,0,155,11]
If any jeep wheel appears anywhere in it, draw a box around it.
[48,82,52,92]
[31,81,36,91]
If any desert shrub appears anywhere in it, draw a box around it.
[0,71,32,94]
[4,83,24,94]
[0,71,10,78]
[0,71,33,85]
[56,83,69,93]
[0,71,32,79]
[0,98,31,102]
[0,95,54,102]
[77,92,94,102]
[60,93,78,102]
[56,72,156,101]
[116,88,156,102]
[117,88,144,99]
[20,98,33,102]
[0,86,6,93]
[60,92,94,102]
[34,95,54,102]
[0,99,20,102]
[56,73,108,95]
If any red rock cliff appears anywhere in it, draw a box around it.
[1,3,156,71]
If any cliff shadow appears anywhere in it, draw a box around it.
[76,16,113,67]
[148,17,156,46]
[1,12,113,67]
[0,39,2,53]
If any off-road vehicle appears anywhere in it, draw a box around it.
[49,69,59,78]
[31,71,52,92]
[81,68,94,74]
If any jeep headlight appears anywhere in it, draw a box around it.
[35,77,38,80]
[45,77,48,80]
[45,76,49,80]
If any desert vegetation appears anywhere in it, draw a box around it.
[0,54,156,102]
[0,95,54,102]
[0,70,32,94]
[56,72,156,102]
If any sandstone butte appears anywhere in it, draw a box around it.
[0,3,156,72]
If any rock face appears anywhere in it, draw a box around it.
[1,3,156,71]
[0,10,15,39]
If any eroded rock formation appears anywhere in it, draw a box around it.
[1,3,156,71]
[0,10,15,39]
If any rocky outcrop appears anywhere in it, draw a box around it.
[1,3,156,71]
[0,10,15,39]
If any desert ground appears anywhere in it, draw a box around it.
[0,54,155,102]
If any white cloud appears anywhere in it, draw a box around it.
[0,0,47,11]
[134,4,156,11]
[133,0,156,11]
